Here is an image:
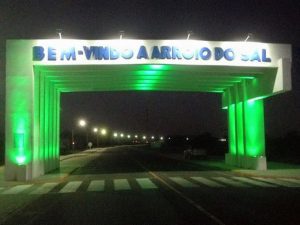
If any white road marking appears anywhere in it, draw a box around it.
[191,177,225,187]
[30,182,58,195]
[59,181,82,193]
[169,177,199,188]
[233,177,277,187]
[114,179,131,191]
[2,184,33,194]
[136,178,158,189]
[212,177,250,187]
[88,180,105,192]
[258,178,300,187]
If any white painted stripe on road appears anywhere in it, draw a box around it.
[2,184,33,194]
[136,178,158,189]
[258,178,300,187]
[212,177,250,187]
[169,177,199,188]
[114,179,131,191]
[30,182,58,195]
[232,177,277,187]
[59,181,82,193]
[279,178,300,185]
[191,177,225,187]
[88,180,105,192]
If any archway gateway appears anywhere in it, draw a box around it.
[5,39,291,181]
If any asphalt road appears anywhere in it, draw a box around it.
[1,145,300,225]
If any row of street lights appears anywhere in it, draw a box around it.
[74,119,164,149]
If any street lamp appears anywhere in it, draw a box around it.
[78,119,86,127]
[99,128,107,147]
[93,128,99,147]
[78,119,88,147]
[101,128,107,136]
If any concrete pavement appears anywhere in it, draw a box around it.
[1,146,300,225]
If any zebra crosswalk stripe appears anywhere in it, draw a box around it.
[191,177,225,187]
[59,181,82,193]
[30,182,58,195]
[1,176,299,195]
[2,184,33,194]
[88,180,105,192]
[232,177,277,187]
[136,178,158,189]
[256,178,300,187]
[114,179,131,191]
[212,177,250,187]
[169,177,198,188]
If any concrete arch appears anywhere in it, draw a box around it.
[5,40,291,180]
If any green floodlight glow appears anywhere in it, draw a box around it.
[133,70,165,90]
[135,70,164,76]
[142,64,171,70]
[16,155,26,165]
[14,133,24,150]
[13,133,28,165]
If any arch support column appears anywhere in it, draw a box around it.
[225,87,267,170]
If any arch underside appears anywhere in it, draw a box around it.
[32,64,275,176]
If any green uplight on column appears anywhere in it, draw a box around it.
[10,113,31,166]
[14,133,26,165]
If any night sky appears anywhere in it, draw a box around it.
[0,0,300,138]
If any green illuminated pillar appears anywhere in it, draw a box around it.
[228,104,237,155]
[5,74,33,180]
[225,83,267,170]
[244,99,265,157]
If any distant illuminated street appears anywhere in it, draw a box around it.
[1,145,300,225]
